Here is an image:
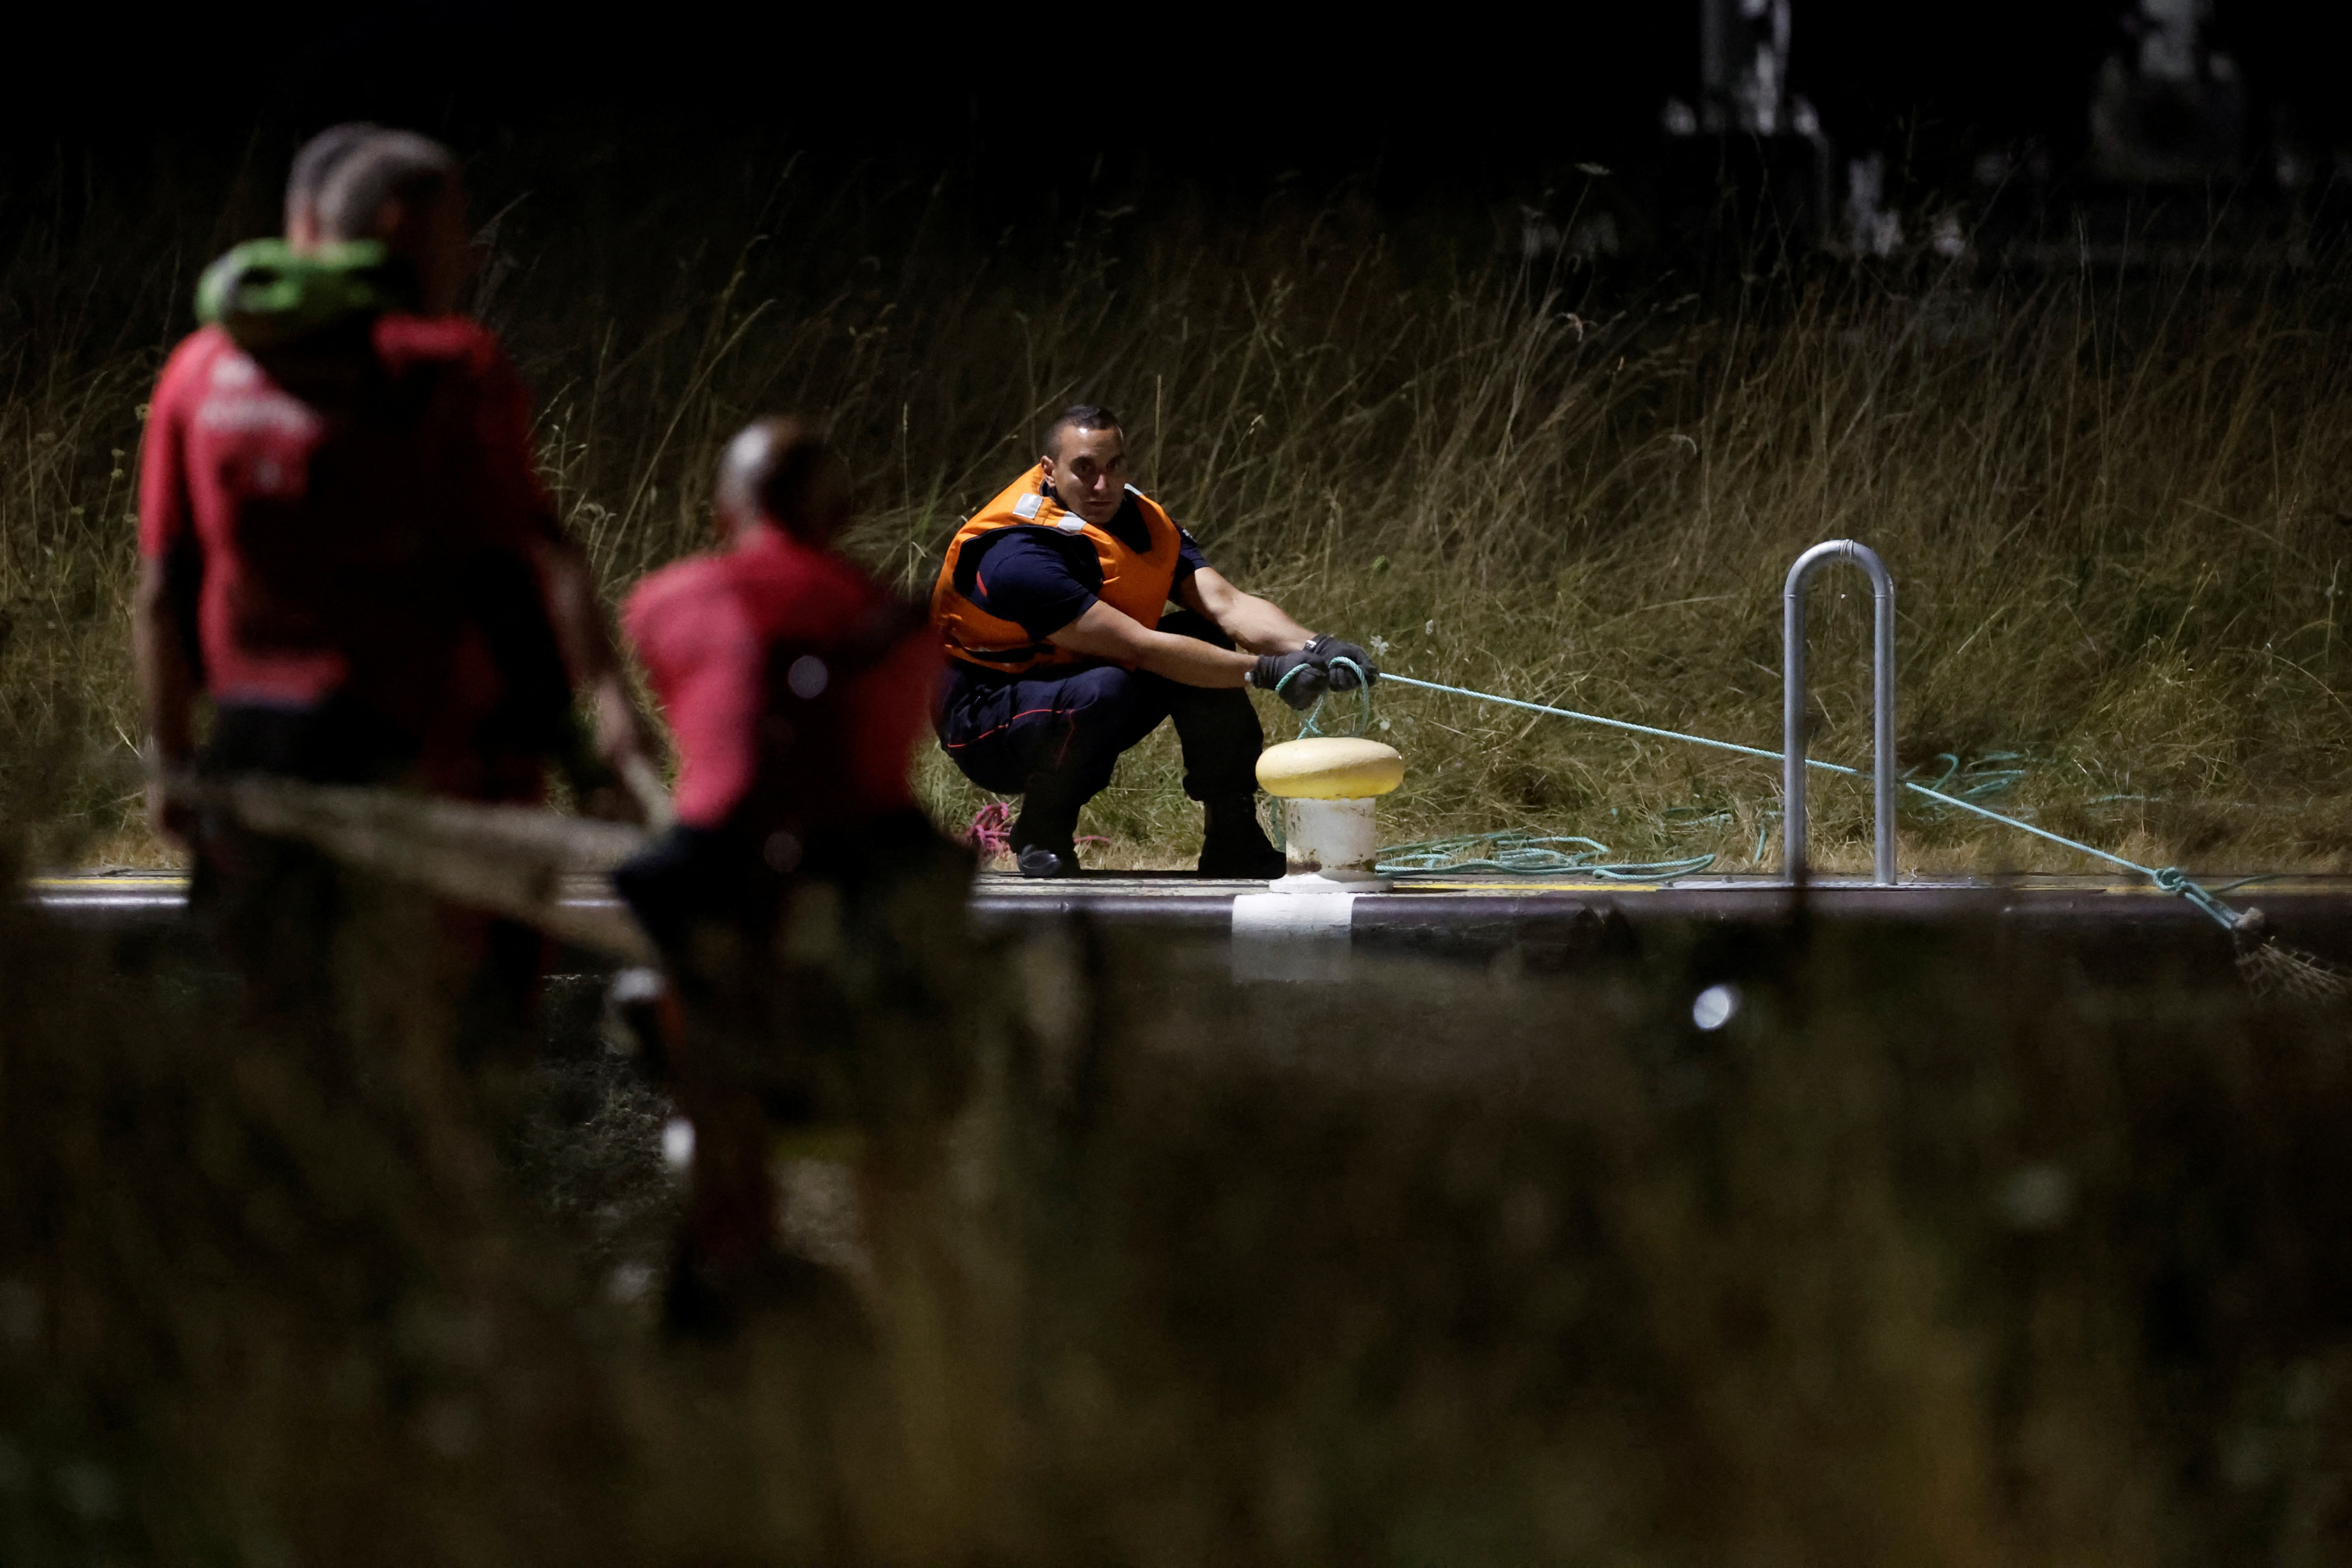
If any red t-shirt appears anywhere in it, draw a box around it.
[624,527,938,832]
[138,319,564,791]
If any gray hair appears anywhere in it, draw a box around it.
[285,122,381,232]
[718,417,853,541]
[313,129,459,241]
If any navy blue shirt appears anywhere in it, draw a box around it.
[960,489,1211,639]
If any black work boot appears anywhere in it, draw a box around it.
[1197,795,1287,879]
[1016,845,1067,879]
[1012,772,1087,880]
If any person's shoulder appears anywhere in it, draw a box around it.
[151,325,236,401]
[624,551,757,666]
[372,314,513,376]
[626,550,734,626]
[981,525,1095,576]
[786,532,884,593]
[1126,483,1178,521]
[972,463,1050,522]
[159,323,235,372]
[737,530,892,610]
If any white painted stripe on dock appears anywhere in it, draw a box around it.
[1231,892,1357,983]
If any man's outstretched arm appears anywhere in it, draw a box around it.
[1049,600,1257,686]
[132,555,199,846]
[1049,599,1352,710]
[534,538,654,774]
[1178,568,1313,654]
[1177,567,1380,694]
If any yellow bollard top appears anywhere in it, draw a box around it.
[1255,737,1406,799]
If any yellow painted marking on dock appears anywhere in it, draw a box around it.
[1399,881,1670,893]
[1392,879,2215,897]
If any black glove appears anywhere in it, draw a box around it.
[1306,634,1378,691]
[1249,636,1381,710]
[1242,649,1336,710]
[1249,649,1329,711]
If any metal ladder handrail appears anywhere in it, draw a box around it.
[1783,540,1897,885]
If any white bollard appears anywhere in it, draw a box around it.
[1281,797,1383,885]
[1253,737,1405,893]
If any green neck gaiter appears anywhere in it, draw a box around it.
[195,239,410,351]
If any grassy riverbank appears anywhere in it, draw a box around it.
[8,137,2352,874]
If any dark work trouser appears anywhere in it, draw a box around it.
[611,810,976,1128]
[934,609,1265,805]
[612,811,980,1296]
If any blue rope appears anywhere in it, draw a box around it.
[1277,657,1377,738]
[1378,672,2243,930]
[1272,659,1708,877]
[1904,752,2027,806]
[1374,831,1714,881]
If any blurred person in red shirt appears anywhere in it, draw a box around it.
[617,418,971,1332]
[618,418,942,944]
[135,125,649,1025]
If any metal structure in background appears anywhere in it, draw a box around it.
[1699,0,1795,137]
[1783,540,1897,886]
[1660,0,1835,252]
[1647,0,2287,270]
[2090,0,2245,185]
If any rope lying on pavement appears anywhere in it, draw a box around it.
[175,775,657,962]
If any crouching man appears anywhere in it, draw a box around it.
[931,405,1376,878]
[616,418,974,1331]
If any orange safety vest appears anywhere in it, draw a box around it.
[931,464,1187,675]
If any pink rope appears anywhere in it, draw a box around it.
[964,801,1015,856]
[964,801,1111,858]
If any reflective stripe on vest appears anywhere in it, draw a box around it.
[930,465,1185,675]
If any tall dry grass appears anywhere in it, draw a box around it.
[9,140,2352,872]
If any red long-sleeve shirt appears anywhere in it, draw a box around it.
[624,526,937,832]
[139,319,564,792]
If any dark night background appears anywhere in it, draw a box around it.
[9,3,2352,215]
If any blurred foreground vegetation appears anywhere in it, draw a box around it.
[7,862,2352,1561]
[9,135,2352,873]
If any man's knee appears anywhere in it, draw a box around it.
[1168,684,1265,800]
[941,664,1157,793]
[1036,665,1162,783]
[1121,614,1262,799]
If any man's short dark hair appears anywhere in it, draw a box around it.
[286,123,381,229]
[312,129,459,242]
[1045,404,1121,457]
